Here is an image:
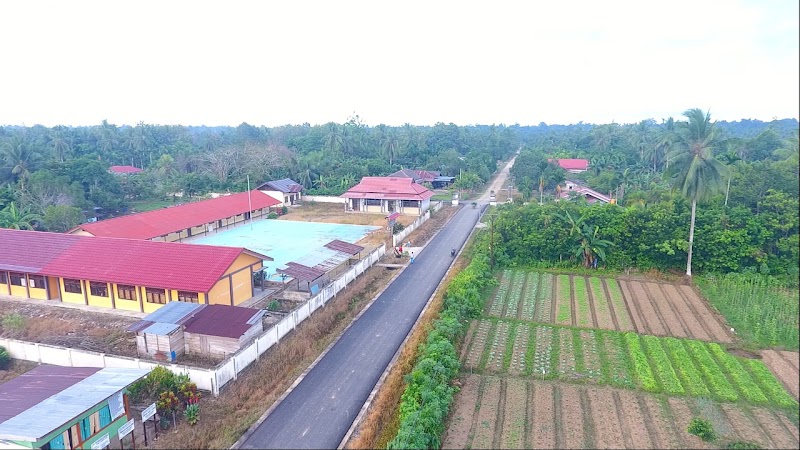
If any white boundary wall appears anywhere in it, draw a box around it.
[392,201,442,247]
[301,195,346,204]
[1,244,385,397]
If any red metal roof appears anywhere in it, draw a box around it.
[340,177,434,201]
[72,190,281,240]
[182,304,262,339]
[0,229,271,292]
[549,158,589,171]
[0,231,81,273]
[109,165,143,174]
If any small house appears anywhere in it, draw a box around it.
[548,158,590,173]
[0,366,149,450]
[559,180,612,204]
[129,302,265,360]
[108,165,143,175]
[256,178,304,206]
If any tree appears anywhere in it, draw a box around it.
[572,223,614,268]
[381,129,402,166]
[2,138,40,190]
[717,149,742,207]
[0,202,41,230]
[665,108,728,277]
[43,205,84,232]
[48,126,72,163]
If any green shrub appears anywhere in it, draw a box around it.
[688,417,716,442]
[280,206,288,215]
[267,300,281,311]
[184,404,200,425]
[267,212,279,219]
[0,346,9,369]
[128,366,180,403]
[1,313,25,332]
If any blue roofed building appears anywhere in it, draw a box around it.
[0,365,150,449]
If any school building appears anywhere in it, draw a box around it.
[69,190,281,242]
[0,229,271,314]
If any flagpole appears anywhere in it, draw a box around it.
[247,175,253,230]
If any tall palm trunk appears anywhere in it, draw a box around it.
[724,175,731,206]
[686,199,696,277]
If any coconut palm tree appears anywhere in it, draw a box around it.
[0,202,41,230]
[2,138,40,190]
[48,126,71,163]
[717,148,742,207]
[773,131,799,165]
[665,108,728,277]
[381,129,402,166]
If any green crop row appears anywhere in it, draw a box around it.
[556,275,571,323]
[604,279,631,329]
[741,359,799,408]
[685,340,739,402]
[707,343,768,404]
[642,335,685,395]
[663,337,711,397]
[624,333,659,393]
[573,277,592,327]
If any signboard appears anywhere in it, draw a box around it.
[118,419,135,439]
[141,403,157,421]
[90,433,110,450]
[108,391,125,420]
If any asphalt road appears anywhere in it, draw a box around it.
[240,159,514,449]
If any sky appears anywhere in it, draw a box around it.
[1,0,798,127]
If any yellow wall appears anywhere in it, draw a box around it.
[111,283,141,312]
[9,283,27,297]
[59,278,86,305]
[86,281,112,308]
[28,286,47,300]
[366,205,383,213]
[207,277,231,305]
[230,269,252,306]
[190,225,206,236]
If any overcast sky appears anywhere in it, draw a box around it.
[1,0,797,127]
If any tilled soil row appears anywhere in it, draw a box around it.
[760,350,800,399]
[444,378,800,449]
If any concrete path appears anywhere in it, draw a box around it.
[238,158,515,449]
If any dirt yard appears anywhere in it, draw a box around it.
[0,359,38,384]
[0,301,138,356]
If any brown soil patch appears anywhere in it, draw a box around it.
[639,395,682,449]
[615,390,655,448]
[667,397,713,449]
[588,279,614,330]
[627,281,668,335]
[0,301,138,356]
[751,407,798,449]
[760,350,799,400]
[470,377,501,449]
[618,280,647,334]
[720,404,770,447]
[781,351,799,371]
[729,348,761,359]
[529,382,557,449]
[661,283,712,341]
[558,384,586,448]
[586,388,625,449]
[645,282,688,338]
[441,374,481,449]
[499,378,527,449]
[677,284,733,343]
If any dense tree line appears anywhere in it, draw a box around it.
[0,118,519,230]
[499,111,798,280]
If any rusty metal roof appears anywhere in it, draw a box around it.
[278,262,325,281]
[324,240,364,255]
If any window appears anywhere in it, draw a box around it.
[0,272,7,284]
[63,278,82,294]
[117,284,137,300]
[177,291,199,303]
[145,287,167,304]
[402,199,419,208]
[365,199,381,206]
[28,275,45,289]
[90,281,108,297]
[9,272,25,286]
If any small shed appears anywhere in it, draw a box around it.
[183,304,265,357]
[278,262,327,293]
[128,302,264,360]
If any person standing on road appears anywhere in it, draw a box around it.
[410,251,415,264]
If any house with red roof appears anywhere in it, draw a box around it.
[548,158,590,173]
[341,177,434,216]
[0,229,272,313]
[108,165,143,175]
[69,190,280,242]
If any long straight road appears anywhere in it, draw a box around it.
[239,159,514,449]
